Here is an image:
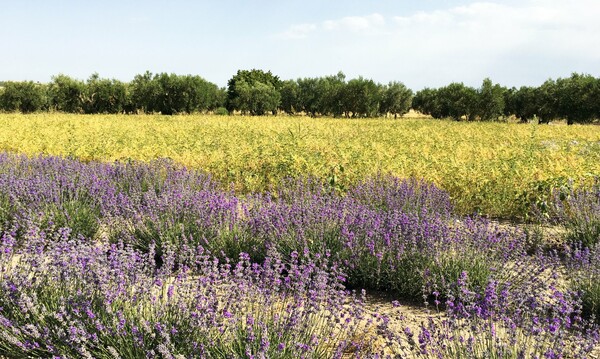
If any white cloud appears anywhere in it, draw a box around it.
[391,1,600,59]
[276,13,385,39]
[273,1,600,88]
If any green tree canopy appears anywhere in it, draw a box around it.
[234,80,281,116]
[279,79,300,114]
[83,73,129,114]
[437,83,477,121]
[296,77,322,117]
[476,78,505,121]
[505,86,539,122]
[48,74,86,113]
[342,76,380,118]
[412,88,441,118]
[129,72,220,115]
[0,81,47,113]
[318,72,346,117]
[379,81,413,118]
[555,73,599,124]
[226,69,281,114]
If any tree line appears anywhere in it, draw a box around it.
[0,72,224,116]
[414,74,600,124]
[225,70,413,118]
[1,70,599,124]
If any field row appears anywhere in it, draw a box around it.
[1,114,599,218]
[1,154,600,357]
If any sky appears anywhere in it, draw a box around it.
[1,0,599,90]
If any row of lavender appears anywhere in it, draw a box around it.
[0,153,599,357]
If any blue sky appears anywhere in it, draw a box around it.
[2,0,599,89]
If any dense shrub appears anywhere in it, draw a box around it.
[0,81,47,113]
[83,73,130,114]
[130,72,223,115]
[213,106,229,116]
[565,244,600,323]
[48,74,86,113]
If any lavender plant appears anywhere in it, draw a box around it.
[247,180,526,303]
[347,174,453,219]
[0,153,530,303]
[0,154,242,256]
[0,227,387,358]
[542,178,600,248]
[1,153,599,357]
[392,269,599,358]
[564,243,600,324]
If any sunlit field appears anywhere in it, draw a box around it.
[1,113,599,218]
[1,113,600,357]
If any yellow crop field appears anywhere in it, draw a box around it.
[1,113,599,218]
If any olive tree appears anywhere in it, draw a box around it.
[475,78,505,121]
[379,81,413,118]
[48,74,86,113]
[226,69,281,115]
[0,81,47,113]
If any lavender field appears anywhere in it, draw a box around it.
[1,153,600,358]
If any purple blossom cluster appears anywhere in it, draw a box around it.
[0,154,513,301]
[533,179,600,327]
[544,179,600,248]
[564,242,600,324]
[0,225,388,357]
[0,153,599,357]
[393,268,599,358]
